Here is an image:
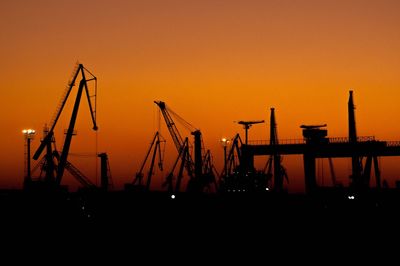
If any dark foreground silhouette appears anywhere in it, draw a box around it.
[2,189,400,228]
[2,189,400,261]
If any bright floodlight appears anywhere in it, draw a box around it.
[220,137,230,147]
[22,129,36,138]
[265,187,270,191]
[171,194,176,199]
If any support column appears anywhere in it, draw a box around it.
[304,153,317,194]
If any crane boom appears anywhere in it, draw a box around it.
[238,120,265,127]
[154,101,185,152]
[137,132,160,177]
[154,101,195,178]
[33,63,98,186]
[33,64,82,160]
[155,101,217,192]
[132,131,164,190]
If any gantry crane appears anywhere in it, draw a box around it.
[32,63,98,187]
[154,101,217,192]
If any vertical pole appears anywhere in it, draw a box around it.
[348,90,362,188]
[270,108,283,192]
[26,138,31,183]
[45,137,55,182]
[304,152,317,194]
[98,153,108,191]
[223,145,227,177]
[348,91,357,143]
[192,130,202,183]
[23,130,35,188]
[373,156,381,189]
[245,127,248,146]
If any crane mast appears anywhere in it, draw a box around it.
[348,90,363,188]
[267,108,288,192]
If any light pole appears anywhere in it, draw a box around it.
[22,129,36,185]
[220,138,230,177]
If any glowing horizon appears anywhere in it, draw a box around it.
[1,0,400,192]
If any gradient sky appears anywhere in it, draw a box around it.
[1,0,400,192]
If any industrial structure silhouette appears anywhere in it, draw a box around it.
[7,63,400,226]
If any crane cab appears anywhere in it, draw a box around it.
[301,124,328,144]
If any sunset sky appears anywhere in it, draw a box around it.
[1,0,400,192]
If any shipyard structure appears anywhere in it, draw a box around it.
[10,63,400,228]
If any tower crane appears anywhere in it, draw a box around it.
[32,63,98,187]
[154,101,217,192]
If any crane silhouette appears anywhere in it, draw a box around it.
[237,120,265,145]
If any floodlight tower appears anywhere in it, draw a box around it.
[220,137,230,177]
[22,129,36,186]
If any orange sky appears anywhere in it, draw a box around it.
[1,0,400,192]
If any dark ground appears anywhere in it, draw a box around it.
[2,188,400,228]
[1,189,399,260]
